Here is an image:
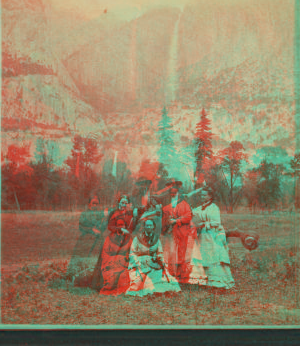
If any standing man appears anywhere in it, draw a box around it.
[132,178,156,215]
[131,177,164,238]
[162,179,193,283]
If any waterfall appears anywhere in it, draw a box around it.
[166,12,182,104]
[129,18,137,102]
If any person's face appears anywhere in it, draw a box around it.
[89,197,99,210]
[119,197,128,210]
[170,187,179,198]
[200,190,210,204]
[139,184,148,193]
[145,220,154,235]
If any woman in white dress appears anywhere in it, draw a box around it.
[188,186,235,290]
[126,219,181,297]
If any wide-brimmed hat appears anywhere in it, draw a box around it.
[165,178,183,189]
[241,232,259,251]
[135,177,152,187]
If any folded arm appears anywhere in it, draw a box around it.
[174,201,192,227]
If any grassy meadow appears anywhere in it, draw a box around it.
[1,211,299,325]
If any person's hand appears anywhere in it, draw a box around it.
[204,222,211,229]
[133,208,138,218]
[92,228,101,235]
[169,218,177,225]
[155,204,162,215]
[121,228,130,235]
[126,204,133,212]
[140,215,147,222]
[174,233,181,244]
[217,225,225,232]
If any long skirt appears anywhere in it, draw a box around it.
[126,267,181,297]
[185,235,208,286]
[161,232,190,282]
[205,263,235,289]
[99,237,132,296]
[190,229,235,289]
[66,233,103,283]
[91,230,109,290]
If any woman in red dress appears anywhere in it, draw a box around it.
[99,195,138,295]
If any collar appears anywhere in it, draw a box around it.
[138,231,158,247]
[171,193,179,208]
[141,190,150,207]
[201,199,213,210]
[170,194,185,207]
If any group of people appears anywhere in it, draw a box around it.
[66,177,259,297]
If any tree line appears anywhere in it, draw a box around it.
[2,108,299,213]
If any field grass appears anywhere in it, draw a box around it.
[1,211,300,325]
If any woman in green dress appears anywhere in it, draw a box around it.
[66,196,112,284]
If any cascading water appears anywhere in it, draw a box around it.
[164,10,196,190]
[166,12,182,105]
[129,17,137,103]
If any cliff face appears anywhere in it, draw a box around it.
[1,0,295,168]
[2,0,106,139]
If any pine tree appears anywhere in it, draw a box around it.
[195,108,213,184]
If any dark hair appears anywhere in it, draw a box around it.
[143,219,156,229]
[202,185,215,201]
[117,195,130,204]
[88,195,100,204]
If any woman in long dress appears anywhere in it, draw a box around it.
[98,195,138,295]
[66,195,107,283]
[161,180,193,283]
[189,186,235,290]
[126,219,181,297]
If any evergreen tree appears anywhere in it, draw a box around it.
[195,108,213,185]
[177,143,196,191]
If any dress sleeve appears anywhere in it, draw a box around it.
[127,211,139,232]
[192,206,203,227]
[162,205,172,233]
[208,204,221,227]
[98,208,113,232]
[156,240,164,261]
[79,211,93,234]
[128,237,141,270]
[175,201,192,226]
[107,211,120,234]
